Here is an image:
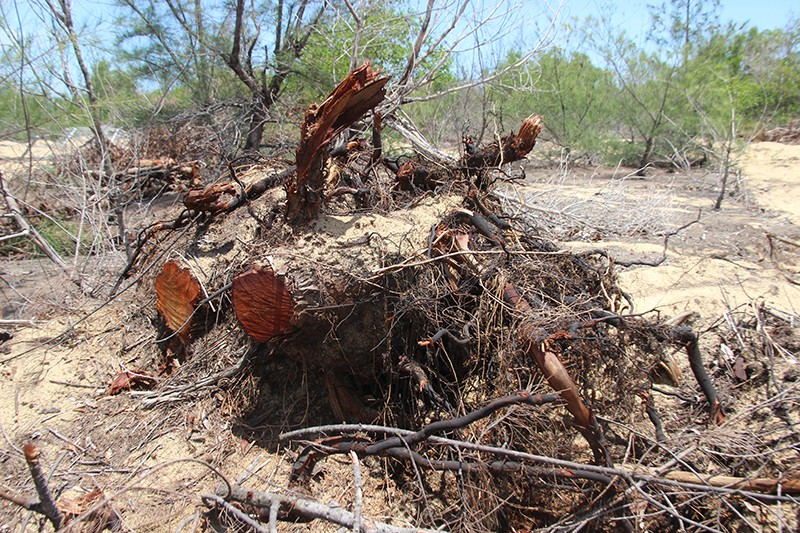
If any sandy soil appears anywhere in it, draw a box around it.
[519,145,800,318]
[618,143,800,316]
[0,141,798,530]
[741,142,800,226]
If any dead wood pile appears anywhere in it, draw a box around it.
[758,118,800,144]
[61,121,225,201]
[94,64,799,531]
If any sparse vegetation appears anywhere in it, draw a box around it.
[0,1,798,531]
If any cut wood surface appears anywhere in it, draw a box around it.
[232,266,297,343]
[155,260,201,339]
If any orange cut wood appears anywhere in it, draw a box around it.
[155,261,201,339]
[232,267,297,342]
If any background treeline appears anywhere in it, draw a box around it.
[1,0,798,171]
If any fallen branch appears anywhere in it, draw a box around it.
[1,170,76,286]
[202,493,268,533]
[280,424,800,499]
[217,484,437,533]
[350,451,363,533]
[766,232,800,249]
[660,471,800,495]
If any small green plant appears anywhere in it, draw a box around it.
[0,216,93,258]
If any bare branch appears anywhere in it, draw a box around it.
[217,484,437,532]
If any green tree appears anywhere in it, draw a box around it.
[529,48,612,158]
[595,32,681,172]
[682,21,800,208]
[118,0,325,151]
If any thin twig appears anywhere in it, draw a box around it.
[350,451,363,533]
[202,493,268,533]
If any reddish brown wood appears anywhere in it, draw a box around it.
[286,62,389,223]
[155,261,201,340]
[183,182,238,213]
[504,282,592,430]
[232,266,297,342]
[463,114,543,171]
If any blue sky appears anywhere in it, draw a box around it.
[564,0,798,32]
[4,0,797,76]
[53,0,800,37]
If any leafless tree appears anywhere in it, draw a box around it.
[376,0,560,161]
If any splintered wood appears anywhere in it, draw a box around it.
[286,62,389,223]
[155,261,201,340]
[463,114,543,181]
[232,266,297,342]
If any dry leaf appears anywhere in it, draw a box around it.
[58,488,118,531]
[232,266,297,342]
[58,488,103,516]
[107,369,157,395]
[155,261,201,339]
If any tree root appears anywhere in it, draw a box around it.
[672,326,725,424]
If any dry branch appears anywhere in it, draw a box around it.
[362,391,559,455]
[183,182,238,213]
[288,392,561,486]
[216,484,437,533]
[1,170,75,284]
[281,424,800,499]
[203,493,269,533]
[660,471,800,494]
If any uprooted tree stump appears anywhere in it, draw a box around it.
[104,62,797,532]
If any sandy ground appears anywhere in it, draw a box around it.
[0,141,798,530]
[619,143,800,316]
[741,142,800,226]
[517,143,800,318]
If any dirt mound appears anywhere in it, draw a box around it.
[1,73,798,530]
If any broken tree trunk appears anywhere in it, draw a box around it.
[386,114,543,192]
[286,62,389,224]
[462,114,543,188]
